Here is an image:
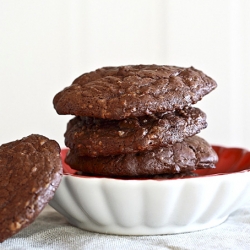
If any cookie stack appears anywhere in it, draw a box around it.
[53,65,218,178]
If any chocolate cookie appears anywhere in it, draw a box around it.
[53,65,217,120]
[65,136,218,177]
[0,134,62,243]
[64,106,207,157]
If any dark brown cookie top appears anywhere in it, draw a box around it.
[0,134,62,243]
[65,136,218,177]
[65,106,207,157]
[53,65,217,120]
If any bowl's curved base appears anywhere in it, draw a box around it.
[50,146,250,236]
[64,215,228,235]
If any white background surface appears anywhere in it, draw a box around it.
[0,0,250,149]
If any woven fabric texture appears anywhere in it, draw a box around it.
[2,202,250,250]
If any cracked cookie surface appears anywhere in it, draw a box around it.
[0,134,62,243]
[65,136,218,177]
[64,106,207,157]
[53,65,217,120]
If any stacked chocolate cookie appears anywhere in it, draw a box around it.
[53,65,218,178]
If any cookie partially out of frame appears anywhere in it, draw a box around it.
[0,134,62,243]
[53,65,217,120]
[65,106,207,157]
[65,136,218,177]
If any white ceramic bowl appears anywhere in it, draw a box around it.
[49,146,250,235]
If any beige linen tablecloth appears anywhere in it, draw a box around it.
[2,202,250,250]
